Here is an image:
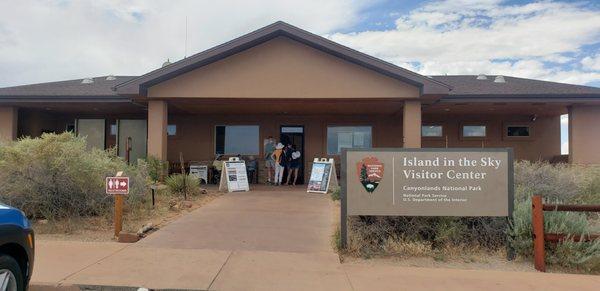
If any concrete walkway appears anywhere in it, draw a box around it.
[137,186,335,253]
[30,188,600,290]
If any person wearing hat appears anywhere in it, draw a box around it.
[271,142,285,186]
[286,145,301,186]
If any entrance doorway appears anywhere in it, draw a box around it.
[280,125,305,184]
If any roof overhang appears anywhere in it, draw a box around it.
[115,21,451,97]
[440,94,600,104]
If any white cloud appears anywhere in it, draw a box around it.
[329,0,600,85]
[562,141,569,155]
[0,0,374,87]
[0,0,599,88]
[581,53,600,71]
[561,114,568,125]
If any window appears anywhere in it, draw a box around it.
[167,124,177,136]
[421,125,443,137]
[462,125,486,137]
[110,124,118,136]
[327,126,372,154]
[215,125,259,155]
[506,126,530,137]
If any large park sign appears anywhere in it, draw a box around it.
[340,148,514,248]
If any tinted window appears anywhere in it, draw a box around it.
[327,126,372,154]
[215,125,260,155]
[167,124,177,136]
[463,125,486,137]
[507,126,530,137]
[422,125,443,137]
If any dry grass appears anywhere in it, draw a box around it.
[33,186,221,242]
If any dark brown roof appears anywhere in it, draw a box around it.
[433,75,600,99]
[115,21,451,96]
[0,76,136,99]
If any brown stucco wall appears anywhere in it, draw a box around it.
[166,113,403,181]
[0,107,18,142]
[569,105,600,164]
[147,37,420,99]
[422,114,561,161]
[165,112,561,181]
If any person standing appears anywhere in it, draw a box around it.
[264,136,276,184]
[272,143,285,186]
[286,145,301,185]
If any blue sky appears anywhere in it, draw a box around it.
[1,0,599,153]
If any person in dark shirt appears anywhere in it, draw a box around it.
[285,145,301,185]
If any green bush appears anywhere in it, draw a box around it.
[330,187,340,201]
[145,156,168,182]
[0,133,149,220]
[344,161,600,271]
[165,174,201,196]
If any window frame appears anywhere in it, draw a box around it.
[167,124,178,138]
[326,125,373,155]
[421,123,444,140]
[460,123,488,140]
[214,124,260,156]
[503,122,534,141]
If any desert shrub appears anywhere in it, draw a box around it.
[345,216,507,257]
[165,174,201,196]
[514,161,581,201]
[145,156,168,182]
[0,133,149,220]
[343,161,599,271]
[330,187,340,201]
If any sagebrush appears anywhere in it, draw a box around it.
[343,161,600,272]
[0,133,149,220]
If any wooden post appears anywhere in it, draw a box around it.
[125,137,132,165]
[532,195,546,272]
[179,152,187,200]
[114,195,124,237]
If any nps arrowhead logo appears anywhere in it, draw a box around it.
[356,157,384,193]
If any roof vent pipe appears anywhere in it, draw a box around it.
[162,59,171,68]
[81,78,94,84]
[106,75,116,81]
[476,74,487,80]
[494,75,506,83]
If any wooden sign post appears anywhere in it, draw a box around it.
[106,172,130,238]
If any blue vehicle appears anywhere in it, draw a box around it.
[0,204,34,291]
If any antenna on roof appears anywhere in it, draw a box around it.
[184,16,188,58]
[162,59,171,67]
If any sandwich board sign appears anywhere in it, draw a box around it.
[340,148,514,250]
[307,158,338,194]
[105,177,129,195]
[219,157,250,192]
[190,165,208,184]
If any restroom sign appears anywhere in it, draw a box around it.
[106,177,129,195]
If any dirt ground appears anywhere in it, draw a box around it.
[33,185,222,242]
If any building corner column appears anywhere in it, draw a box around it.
[0,107,18,142]
[403,100,421,148]
[147,100,168,161]
[569,105,600,164]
